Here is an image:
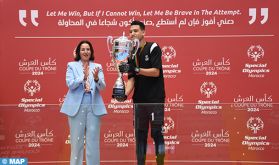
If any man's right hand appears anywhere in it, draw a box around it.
[118,62,130,73]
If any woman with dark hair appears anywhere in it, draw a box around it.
[61,40,107,165]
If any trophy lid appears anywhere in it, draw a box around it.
[114,32,130,43]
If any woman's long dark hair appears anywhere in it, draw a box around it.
[74,40,95,61]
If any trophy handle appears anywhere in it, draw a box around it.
[107,36,121,75]
[107,36,113,57]
[131,39,140,59]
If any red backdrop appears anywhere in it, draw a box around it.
[0,1,279,164]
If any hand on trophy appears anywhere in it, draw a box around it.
[128,61,137,74]
[118,62,130,73]
[119,61,138,74]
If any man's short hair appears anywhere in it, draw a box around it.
[131,20,145,30]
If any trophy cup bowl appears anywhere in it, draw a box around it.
[107,32,139,101]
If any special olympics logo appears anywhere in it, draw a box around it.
[247,117,264,134]
[162,117,175,134]
[200,82,217,98]
[24,80,41,96]
[247,45,264,62]
[162,46,176,62]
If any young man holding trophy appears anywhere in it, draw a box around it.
[118,20,166,165]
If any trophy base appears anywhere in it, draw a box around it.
[112,88,126,102]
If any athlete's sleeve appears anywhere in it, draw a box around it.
[150,43,162,69]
